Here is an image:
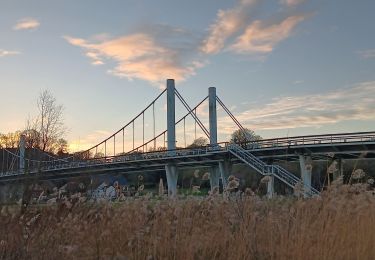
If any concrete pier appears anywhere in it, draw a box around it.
[219,158,232,189]
[299,155,313,196]
[266,175,275,198]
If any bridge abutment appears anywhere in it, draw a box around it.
[299,155,313,197]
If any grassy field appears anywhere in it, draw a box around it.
[1,183,375,259]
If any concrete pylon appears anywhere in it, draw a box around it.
[19,134,26,173]
[167,79,176,153]
[209,166,220,190]
[299,155,313,197]
[219,158,232,189]
[331,158,344,181]
[165,79,178,197]
[266,175,275,199]
[208,87,217,146]
[165,164,178,197]
[208,87,220,190]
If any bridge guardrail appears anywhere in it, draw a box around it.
[33,131,375,171]
[233,131,375,150]
[2,131,375,176]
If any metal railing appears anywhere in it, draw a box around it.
[235,131,375,150]
[1,131,374,178]
[227,144,320,196]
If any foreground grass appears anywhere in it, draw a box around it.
[1,185,375,260]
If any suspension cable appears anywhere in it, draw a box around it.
[184,117,186,147]
[127,96,208,154]
[153,102,156,150]
[174,89,210,138]
[216,96,245,131]
[67,88,167,159]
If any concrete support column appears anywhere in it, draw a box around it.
[165,79,178,197]
[299,155,312,197]
[266,175,275,199]
[219,158,232,189]
[210,166,220,190]
[165,164,178,197]
[328,158,344,184]
[339,158,344,177]
[19,134,26,173]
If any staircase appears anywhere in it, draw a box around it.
[227,144,320,197]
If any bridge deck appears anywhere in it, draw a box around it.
[1,132,374,183]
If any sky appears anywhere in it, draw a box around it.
[0,0,374,152]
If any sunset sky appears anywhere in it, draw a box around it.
[0,0,374,152]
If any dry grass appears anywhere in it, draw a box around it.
[1,185,375,260]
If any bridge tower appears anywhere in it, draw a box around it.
[165,79,178,197]
[208,87,220,191]
[208,87,232,191]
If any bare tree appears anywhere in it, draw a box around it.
[24,118,40,149]
[28,90,66,152]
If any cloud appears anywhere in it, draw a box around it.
[64,2,311,85]
[293,80,304,84]
[201,0,309,56]
[0,49,20,57]
[229,15,307,54]
[280,0,306,7]
[13,18,40,31]
[64,25,205,86]
[357,49,375,59]
[201,0,259,54]
[218,81,375,131]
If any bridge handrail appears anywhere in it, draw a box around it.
[227,144,320,196]
[6,131,375,174]
[39,130,375,165]
[215,131,375,150]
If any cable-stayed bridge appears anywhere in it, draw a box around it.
[1,79,375,197]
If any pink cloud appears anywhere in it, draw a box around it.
[13,18,40,31]
[64,31,204,86]
[230,15,307,54]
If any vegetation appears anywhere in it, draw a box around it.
[25,90,67,153]
[187,137,208,148]
[1,183,375,259]
[0,131,21,148]
[0,90,67,154]
[230,128,262,144]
